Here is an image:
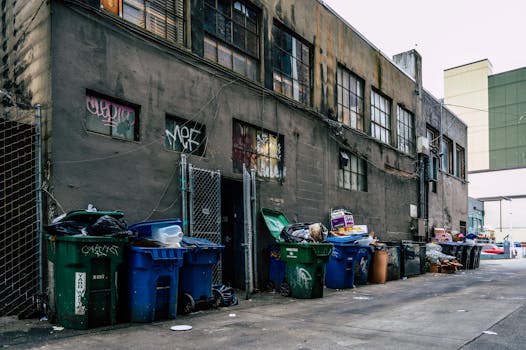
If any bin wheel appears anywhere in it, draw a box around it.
[266,280,276,292]
[279,282,291,297]
[178,293,195,315]
[211,289,222,309]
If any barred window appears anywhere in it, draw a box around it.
[204,0,259,80]
[272,23,311,105]
[232,119,284,179]
[120,0,185,44]
[338,150,367,192]
[371,90,391,144]
[397,106,415,154]
[337,65,364,131]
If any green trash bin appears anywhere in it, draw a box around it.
[261,208,333,299]
[45,211,129,330]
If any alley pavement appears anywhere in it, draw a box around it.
[2,259,526,349]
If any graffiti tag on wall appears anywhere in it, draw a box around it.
[165,116,205,155]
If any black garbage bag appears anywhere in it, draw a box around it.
[212,284,238,307]
[90,215,130,237]
[45,221,90,236]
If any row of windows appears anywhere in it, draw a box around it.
[85,91,367,191]
[426,126,466,180]
[100,0,415,155]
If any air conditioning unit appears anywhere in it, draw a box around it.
[417,136,429,154]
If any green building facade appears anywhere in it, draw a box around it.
[489,67,526,169]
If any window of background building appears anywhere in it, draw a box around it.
[85,93,140,141]
[397,106,415,154]
[456,144,465,179]
[272,23,311,105]
[204,0,259,80]
[442,137,454,173]
[338,150,367,192]
[336,65,364,131]
[116,0,185,44]
[232,119,284,179]
[371,90,391,144]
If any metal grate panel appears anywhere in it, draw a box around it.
[188,165,222,284]
[0,118,39,317]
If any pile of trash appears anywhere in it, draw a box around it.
[279,222,328,243]
[426,243,462,273]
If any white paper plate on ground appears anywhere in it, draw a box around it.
[171,325,192,331]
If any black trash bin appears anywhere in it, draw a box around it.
[400,241,426,277]
[380,242,401,281]
[438,242,463,265]
[461,244,474,269]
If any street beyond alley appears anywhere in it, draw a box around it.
[3,259,526,350]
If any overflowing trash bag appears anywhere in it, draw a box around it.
[426,243,456,264]
[45,209,133,238]
[279,222,328,243]
[212,284,238,307]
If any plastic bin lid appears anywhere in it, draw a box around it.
[326,234,368,244]
[260,208,289,240]
[181,237,224,250]
[128,218,182,231]
[59,210,124,223]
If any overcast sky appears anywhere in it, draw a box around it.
[322,0,526,98]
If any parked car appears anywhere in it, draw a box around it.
[481,244,504,254]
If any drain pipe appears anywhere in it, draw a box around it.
[250,168,257,291]
[181,155,188,235]
[35,104,43,294]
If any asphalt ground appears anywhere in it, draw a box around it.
[2,258,526,349]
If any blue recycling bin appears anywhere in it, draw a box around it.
[354,246,373,285]
[325,238,364,289]
[268,244,286,291]
[126,246,186,322]
[178,237,224,314]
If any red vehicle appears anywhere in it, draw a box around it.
[481,244,504,254]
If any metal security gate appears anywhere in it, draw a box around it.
[187,163,222,284]
[0,116,41,317]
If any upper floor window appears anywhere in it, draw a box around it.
[164,115,206,156]
[204,0,259,80]
[456,144,465,179]
[337,65,364,131]
[397,106,415,154]
[371,90,391,144]
[85,92,140,141]
[441,136,454,173]
[115,0,185,44]
[272,23,311,105]
[338,150,367,192]
[232,119,284,179]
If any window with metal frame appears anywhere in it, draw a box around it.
[456,144,465,179]
[85,92,140,141]
[337,65,364,131]
[203,0,259,81]
[397,106,415,154]
[338,150,367,192]
[117,0,185,44]
[232,119,284,179]
[272,23,311,105]
[441,136,454,173]
[370,90,391,144]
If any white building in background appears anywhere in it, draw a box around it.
[445,61,526,242]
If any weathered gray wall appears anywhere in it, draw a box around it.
[424,91,468,232]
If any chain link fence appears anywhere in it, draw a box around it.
[188,165,222,284]
[0,116,40,317]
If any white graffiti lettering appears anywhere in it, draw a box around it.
[297,267,313,289]
[165,123,202,152]
[86,95,135,128]
[81,244,120,257]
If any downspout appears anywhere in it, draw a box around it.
[181,154,188,235]
[35,104,43,294]
[250,168,257,291]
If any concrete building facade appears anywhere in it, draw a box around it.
[1,0,468,313]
